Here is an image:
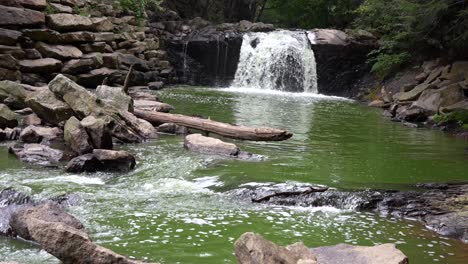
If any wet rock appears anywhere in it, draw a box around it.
[235,232,317,264]
[157,123,187,135]
[19,58,62,74]
[148,81,164,90]
[95,85,134,112]
[25,89,74,126]
[0,5,45,28]
[80,116,113,150]
[19,125,62,144]
[64,117,93,155]
[8,143,63,165]
[65,153,103,173]
[49,75,156,143]
[92,149,136,172]
[311,244,408,264]
[10,201,84,241]
[35,42,83,60]
[0,104,19,129]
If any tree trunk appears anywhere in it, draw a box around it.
[134,109,293,141]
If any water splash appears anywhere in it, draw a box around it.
[231,30,318,93]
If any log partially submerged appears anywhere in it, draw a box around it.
[134,109,293,141]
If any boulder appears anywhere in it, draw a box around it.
[0,104,19,129]
[80,116,113,149]
[148,81,164,90]
[19,58,62,74]
[0,29,22,46]
[1,0,47,10]
[8,143,63,165]
[184,134,239,157]
[95,85,134,112]
[0,68,21,82]
[35,42,83,60]
[413,83,466,113]
[0,6,45,28]
[19,125,63,144]
[76,67,118,88]
[23,29,95,43]
[64,117,93,155]
[10,201,83,241]
[49,3,73,13]
[62,58,102,74]
[65,153,103,173]
[311,244,408,264]
[25,89,74,126]
[0,127,21,141]
[46,14,94,31]
[49,75,156,142]
[234,232,317,264]
[0,81,30,109]
[398,83,436,101]
[27,218,150,264]
[395,106,428,122]
[22,113,41,126]
[92,149,136,172]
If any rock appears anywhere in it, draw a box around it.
[413,83,466,113]
[22,113,41,126]
[250,22,275,32]
[62,58,102,74]
[395,106,428,122]
[76,67,118,88]
[25,89,74,126]
[0,104,19,129]
[65,153,103,173]
[10,201,83,240]
[92,149,136,172]
[19,125,62,144]
[1,0,47,10]
[157,123,187,135]
[440,100,468,113]
[95,85,134,112]
[35,42,82,60]
[443,61,468,81]
[184,134,239,157]
[398,83,436,101]
[23,29,95,43]
[0,29,22,46]
[23,49,42,60]
[64,117,93,155]
[80,116,113,150]
[0,127,21,141]
[415,72,429,83]
[311,244,408,264]
[368,100,387,108]
[234,232,317,264]
[134,100,174,113]
[49,3,73,13]
[8,143,63,165]
[91,17,114,32]
[148,81,164,90]
[49,75,156,143]
[0,6,45,28]
[19,58,62,74]
[27,218,150,264]
[0,81,30,109]
[0,68,21,82]
[46,14,94,31]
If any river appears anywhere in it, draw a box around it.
[1,87,468,263]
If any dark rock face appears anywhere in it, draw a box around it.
[309,29,377,97]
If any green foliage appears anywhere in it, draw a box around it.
[117,0,162,19]
[45,4,56,14]
[433,110,468,127]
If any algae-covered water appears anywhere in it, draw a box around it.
[1,87,468,263]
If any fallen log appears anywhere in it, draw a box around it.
[134,109,293,141]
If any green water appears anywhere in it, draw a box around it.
[1,87,468,264]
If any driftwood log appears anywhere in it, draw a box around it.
[134,110,293,141]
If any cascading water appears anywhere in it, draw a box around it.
[231,30,318,93]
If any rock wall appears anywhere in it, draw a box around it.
[0,0,174,88]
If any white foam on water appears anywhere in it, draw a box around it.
[22,175,105,185]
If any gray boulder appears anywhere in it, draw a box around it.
[25,89,74,126]
[80,116,113,149]
[35,42,83,60]
[0,29,22,46]
[413,83,466,113]
[10,201,83,241]
[95,85,134,112]
[0,81,30,109]
[19,125,62,144]
[311,244,408,264]
[46,14,94,31]
[66,149,136,173]
[19,58,62,74]
[184,134,239,156]
[8,143,63,165]
[64,117,93,155]
[0,5,45,28]
[398,83,437,101]
[0,104,19,129]
[235,232,317,264]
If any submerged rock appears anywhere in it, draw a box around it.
[311,244,409,264]
[157,123,187,135]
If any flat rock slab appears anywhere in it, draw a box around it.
[0,5,45,28]
[19,58,62,74]
[8,143,63,166]
[311,244,408,264]
[36,42,83,60]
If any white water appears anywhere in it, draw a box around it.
[231,30,318,93]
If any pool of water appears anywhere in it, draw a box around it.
[1,87,468,263]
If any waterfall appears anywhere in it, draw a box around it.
[231,30,318,93]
